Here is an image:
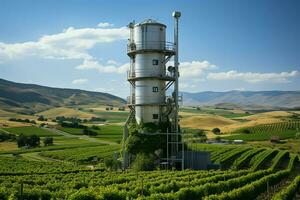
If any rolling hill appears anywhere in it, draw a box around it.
[0,78,126,114]
[182,91,300,109]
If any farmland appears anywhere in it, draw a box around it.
[0,143,299,199]
[0,106,300,199]
[224,121,300,141]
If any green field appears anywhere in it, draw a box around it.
[0,136,102,155]
[0,144,299,199]
[59,125,123,142]
[58,127,84,135]
[86,110,128,123]
[1,109,300,199]
[4,126,59,137]
[40,144,120,164]
[224,121,300,141]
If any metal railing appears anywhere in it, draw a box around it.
[127,95,173,105]
[127,70,175,79]
[127,41,175,53]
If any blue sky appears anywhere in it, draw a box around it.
[0,0,299,98]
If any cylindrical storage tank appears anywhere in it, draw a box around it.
[135,106,161,123]
[135,53,165,77]
[130,19,170,124]
[134,20,166,50]
[135,80,165,104]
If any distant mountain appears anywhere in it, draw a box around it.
[0,78,126,114]
[181,91,300,109]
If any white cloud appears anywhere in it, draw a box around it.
[107,59,120,65]
[76,58,129,74]
[72,78,88,84]
[97,22,114,28]
[207,70,299,83]
[0,25,128,61]
[180,60,217,78]
[180,82,197,90]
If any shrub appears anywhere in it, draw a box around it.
[17,134,27,147]
[212,128,221,135]
[133,153,155,171]
[242,129,251,134]
[37,115,47,121]
[69,191,98,200]
[43,137,53,146]
[0,132,16,142]
[0,187,8,200]
[104,158,122,171]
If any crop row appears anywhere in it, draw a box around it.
[40,144,120,163]
[272,175,300,200]
[204,169,290,200]
[231,148,264,170]
[249,149,278,170]
[214,147,250,167]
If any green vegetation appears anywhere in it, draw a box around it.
[0,131,16,142]
[4,126,58,137]
[1,105,300,199]
[225,121,300,141]
[43,137,53,146]
[0,137,101,155]
[59,125,123,142]
[205,170,290,200]
[0,142,299,199]
[17,134,40,148]
[58,127,83,135]
[8,118,36,124]
[86,110,128,123]
[272,175,300,200]
[40,145,120,164]
[0,157,87,174]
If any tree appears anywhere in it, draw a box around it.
[27,135,40,147]
[242,129,251,134]
[17,134,27,147]
[212,128,221,135]
[133,153,155,171]
[37,115,47,121]
[43,137,53,146]
[83,128,97,136]
[91,125,99,130]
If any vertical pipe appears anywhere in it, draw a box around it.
[173,12,180,134]
[172,11,182,170]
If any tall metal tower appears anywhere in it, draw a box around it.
[123,11,183,170]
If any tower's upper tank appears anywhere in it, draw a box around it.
[133,19,166,50]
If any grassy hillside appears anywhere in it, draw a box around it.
[37,107,97,119]
[182,90,300,109]
[0,78,126,114]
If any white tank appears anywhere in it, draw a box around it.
[127,19,175,124]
